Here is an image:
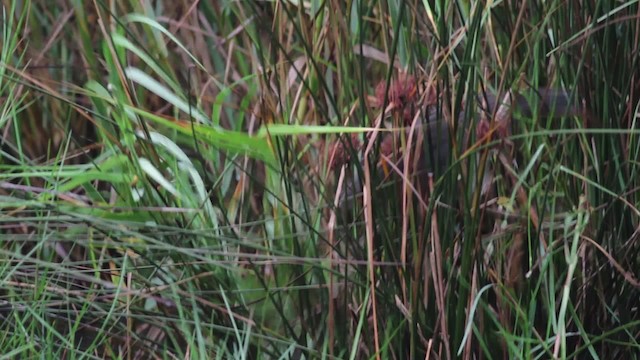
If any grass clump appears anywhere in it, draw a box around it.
[1,0,640,358]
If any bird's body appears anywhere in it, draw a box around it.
[414,87,581,175]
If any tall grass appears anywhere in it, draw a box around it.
[1,0,639,358]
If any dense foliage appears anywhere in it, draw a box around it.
[1,0,639,358]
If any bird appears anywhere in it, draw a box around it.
[335,86,583,209]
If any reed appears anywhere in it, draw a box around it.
[1,0,639,358]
